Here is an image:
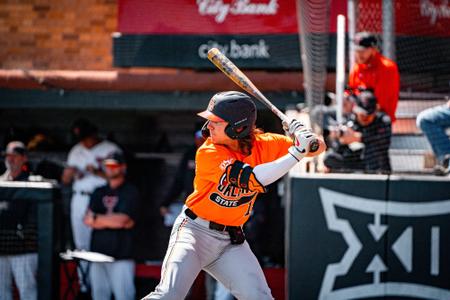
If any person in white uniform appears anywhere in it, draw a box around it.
[62,118,121,294]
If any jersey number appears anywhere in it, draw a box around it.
[244,202,253,216]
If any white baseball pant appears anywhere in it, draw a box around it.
[0,253,38,300]
[89,260,135,300]
[70,192,92,291]
[142,209,273,300]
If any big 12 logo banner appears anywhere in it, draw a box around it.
[318,188,450,299]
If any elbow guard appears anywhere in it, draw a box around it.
[225,160,266,193]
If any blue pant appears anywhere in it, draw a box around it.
[89,260,135,300]
[416,104,450,163]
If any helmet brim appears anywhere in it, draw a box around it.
[197,110,225,122]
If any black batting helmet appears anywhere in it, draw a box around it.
[198,91,257,139]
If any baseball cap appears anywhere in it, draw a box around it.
[353,90,377,115]
[197,91,256,126]
[5,141,27,156]
[103,152,126,166]
[353,32,378,50]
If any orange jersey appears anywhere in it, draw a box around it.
[349,52,400,122]
[185,132,292,226]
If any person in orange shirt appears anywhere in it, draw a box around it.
[348,32,400,122]
[142,91,326,300]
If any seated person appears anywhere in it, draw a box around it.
[416,100,450,176]
[324,90,392,173]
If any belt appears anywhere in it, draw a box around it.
[184,208,240,232]
[74,190,91,196]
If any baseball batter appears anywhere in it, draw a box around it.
[143,92,325,300]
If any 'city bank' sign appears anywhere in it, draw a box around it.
[196,0,279,23]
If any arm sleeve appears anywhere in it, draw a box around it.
[348,66,359,88]
[253,153,298,186]
[197,134,297,188]
[376,65,399,121]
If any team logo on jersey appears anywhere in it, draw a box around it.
[209,173,256,207]
[102,195,118,214]
[219,158,234,171]
[318,188,450,300]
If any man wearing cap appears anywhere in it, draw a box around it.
[62,118,121,295]
[0,141,30,181]
[349,32,400,122]
[0,141,38,300]
[324,90,392,172]
[83,152,139,300]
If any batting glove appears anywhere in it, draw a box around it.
[283,119,305,139]
[288,127,318,161]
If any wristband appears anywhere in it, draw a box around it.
[288,146,305,162]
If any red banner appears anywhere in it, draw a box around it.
[118,0,345,34]
[396,0,450,37]
[118,0,450,36]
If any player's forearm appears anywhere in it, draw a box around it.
[94,213,134,229]
[61,167,76,185]
[253,154,299,186]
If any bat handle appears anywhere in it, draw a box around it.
[282,117,320,153]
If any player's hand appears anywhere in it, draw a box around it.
[283,119,305,139]
[86,164,96,173]
[62,167,77,184]
[339,127,361,144]
[289,131,326,161]
[83,211,95,227]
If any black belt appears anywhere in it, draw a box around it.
[75,190,91,196]
[184,208,239,232]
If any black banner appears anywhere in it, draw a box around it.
[113,34,337,70]
[287,174,450,300]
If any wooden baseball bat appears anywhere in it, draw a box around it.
[207,47,319,152]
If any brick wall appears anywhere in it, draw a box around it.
[0,0,116,70]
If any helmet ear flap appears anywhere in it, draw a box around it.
[225,124,250,139]
[225,124,237,139]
